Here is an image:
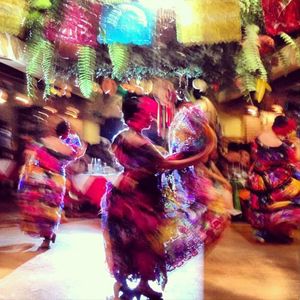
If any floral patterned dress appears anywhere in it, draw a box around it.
[18,141,72,240]
[161,105,229,271]
[247,138,300,237]
[101,130,168,286]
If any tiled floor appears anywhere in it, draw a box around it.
[0,204,299,300]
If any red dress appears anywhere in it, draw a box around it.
[101,130,167,286]
[247,139,300,238]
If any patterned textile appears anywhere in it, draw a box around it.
[18,142,71,239]
[261,0,300,36]
[176,0,241,44]
[247,138,300,235]
[45,0,101,48]
[162,105,229,271]
[101,130,167,286]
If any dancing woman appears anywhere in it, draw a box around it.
[162,105,230,270]
[18,117,85,249]
[247,115,300,243]
[101,94,215,299]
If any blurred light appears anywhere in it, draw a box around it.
[271,104,283,114]
[15,95,30,105]
[44,106,58,114]
[66,106,79,114]
[65,111,78,119]
[0,89,8,104]
[246,105,259,117]
[38,111,49,118]
[139,0,181,10]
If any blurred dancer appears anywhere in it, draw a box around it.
[162,105,229,270]
[247,115,300,243]
[101,94,214,299]
[18,117,85,249]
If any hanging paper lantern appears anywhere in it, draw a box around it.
[45,0,101,58]
[44,0,101,98]
[176,0,241,44]
[0,0,27,36]
[261,0,300,36]
[98,3,155,45]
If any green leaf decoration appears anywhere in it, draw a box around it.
[41,40,54,98]
[30,0,52,10]
[26,36,54,99]
[108,44,129,80]
[239,0,264,28]
[78,46,96,99]
[26,36,44,98]
[235,24,268,97]
[280,32,300,65]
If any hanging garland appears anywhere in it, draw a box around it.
[108,43,129,80]
[235,24,269,101]
[78,46,96,99]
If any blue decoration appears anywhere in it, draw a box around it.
[98,3,155,45]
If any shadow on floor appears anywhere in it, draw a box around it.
[0,243,44,279]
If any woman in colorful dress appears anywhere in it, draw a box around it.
[18,117,84,249]
[101,94,215,299]
[162,105,230,270]
[247,115,300,243]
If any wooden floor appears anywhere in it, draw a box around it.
[204,223,300,300]
[0,208,299,300]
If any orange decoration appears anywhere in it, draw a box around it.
[239,189,250,201]
[101,78,117,96]
[57,41,80,60]
[258,34,275,56]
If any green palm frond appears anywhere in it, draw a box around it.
[280,32,300,64]
[41,40,54,98]
[26,36,44,98]
[78,46,96,99]
[108,43,129,80]
[239,0,264,28]
[26,36,54,99]
[235,24,268,96]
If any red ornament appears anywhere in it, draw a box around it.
[258,35,275,56]
[211,83,220,92]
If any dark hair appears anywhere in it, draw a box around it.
[272,115,288,129]
[193,89,204,100]
[272,115,296,136]
[55,120,70,137]
[122,92,140,123]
